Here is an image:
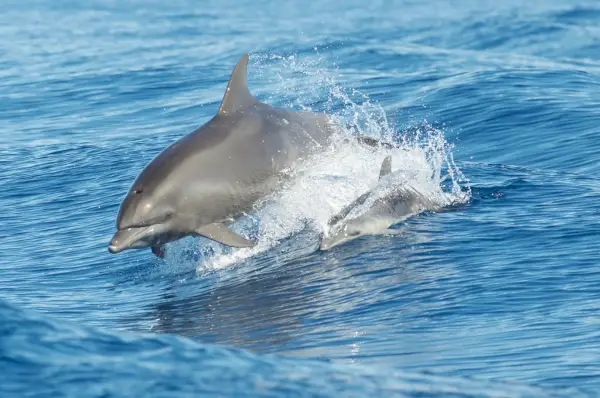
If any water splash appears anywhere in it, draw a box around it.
[164,53,470,271]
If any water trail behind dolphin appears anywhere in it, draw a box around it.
[162,53,471,271]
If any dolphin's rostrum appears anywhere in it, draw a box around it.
[109,54,335,256]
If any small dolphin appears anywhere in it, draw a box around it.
[319,156,438,250]
[109,54,337,256]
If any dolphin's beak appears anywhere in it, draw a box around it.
[108,226,152,254]
[319,235,344,251]
[108,244,122,254]
[319,228,359,251]
[319,239,333,251]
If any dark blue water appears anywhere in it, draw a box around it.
[2,0,600,396]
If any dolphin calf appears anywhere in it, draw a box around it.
[319,156,439,250]
[109,54,336,256]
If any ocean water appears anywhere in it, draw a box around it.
[2,0,600,397]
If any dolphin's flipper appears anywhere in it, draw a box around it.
[151,245,165,258]
[217,54,256,115]
[195,223,256,248]
[379,156,392,179]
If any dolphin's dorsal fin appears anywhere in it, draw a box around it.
[379,156,392,179]
[218,54,255,115]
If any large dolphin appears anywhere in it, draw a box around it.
[109,54,337,256]
[319,156,439,250]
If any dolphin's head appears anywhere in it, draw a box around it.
[116,184,176,230]
[319,223,363,251]
[109,183,178,254]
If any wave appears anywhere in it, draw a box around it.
[1,300,586,398]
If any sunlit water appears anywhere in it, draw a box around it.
[2,0,600,397]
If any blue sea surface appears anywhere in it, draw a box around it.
[2,0,600,397]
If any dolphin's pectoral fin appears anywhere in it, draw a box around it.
[151,245,165,258]
[379,156,392,179]
[194,223,256,248]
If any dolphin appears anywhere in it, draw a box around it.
[319,156,439,250]
[109,54,337,256]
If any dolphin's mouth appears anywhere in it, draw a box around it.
[319,226,359,251]
[319,244,330,251]
[319,238,332,251]
[107,244,121,254]
[319,233,345,251]
[319,239,340,251]
[108,226,155,254]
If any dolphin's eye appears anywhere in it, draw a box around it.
[133,189,143,194]
[348,230,360,237]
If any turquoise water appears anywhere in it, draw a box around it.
[2,0,600,396]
